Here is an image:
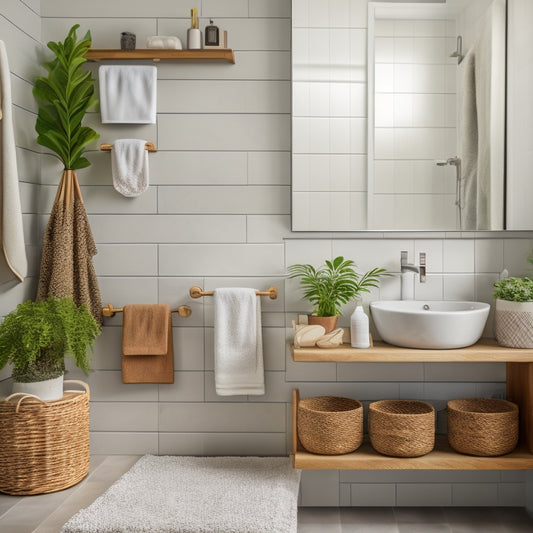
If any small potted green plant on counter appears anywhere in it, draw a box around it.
[493,259,533,348]
[287,256,388,333]
[0,296,101,401]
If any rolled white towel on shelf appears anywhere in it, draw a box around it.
[146,36,182,49]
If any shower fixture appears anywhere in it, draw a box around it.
[436,157,461,168]
[450,35,464,64]
[436,156,463,227]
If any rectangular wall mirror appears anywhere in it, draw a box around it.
[292,0,506,231]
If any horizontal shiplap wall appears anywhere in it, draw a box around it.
[0,1,42,383]
[37,0,532,507]
[40,0,292,462]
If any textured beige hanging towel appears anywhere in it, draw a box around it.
[36,170,103,325]
[121,303,174,384]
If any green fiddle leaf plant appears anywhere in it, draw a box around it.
[33,24,99,170]
[287,256,389,317]
[0,296,101,383]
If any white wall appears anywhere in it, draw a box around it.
[0,0,532,507]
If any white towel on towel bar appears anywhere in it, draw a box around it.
[214,288,265,396]
[99,65,156,124]
[111,139,149,197]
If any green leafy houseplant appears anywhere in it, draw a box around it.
[287,256,388,317]
[33,24,99,170]
[0,296,101,383]
[493,252,533,348]
[493,276,533,302]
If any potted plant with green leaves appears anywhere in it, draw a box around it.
[33,24,99,174]
[493,255,533,348]
[287,256,388,333]
[0,296,101,401]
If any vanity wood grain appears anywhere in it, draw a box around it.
[291,341,533,468]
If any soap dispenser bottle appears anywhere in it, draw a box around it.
[350,303,370,348]
[205,19,220,47]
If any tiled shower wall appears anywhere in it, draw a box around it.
[373,17,458,230]
[1,0,532,507]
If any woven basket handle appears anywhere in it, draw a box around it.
[64,380,90,398]
[3,392,46,413]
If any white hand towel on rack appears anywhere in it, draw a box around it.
[99,65,156,124]
[214,288,265,396]
[111,139,149,197]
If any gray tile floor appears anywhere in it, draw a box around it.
[0,455,532,532]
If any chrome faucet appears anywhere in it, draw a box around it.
[400,251,426,300]
[401,251,419,274]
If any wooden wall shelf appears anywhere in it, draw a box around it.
[84,48,235,64]
[292,338,533,363]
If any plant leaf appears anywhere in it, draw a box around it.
[33,24,99,170]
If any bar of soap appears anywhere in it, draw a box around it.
[316,328,344,348]
[294,325,326,348]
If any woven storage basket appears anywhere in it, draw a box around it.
[0,380,90,496]
[298,396,363,455]
[495,299,533,348]
[447,398,518,456]
[369,400,435,457]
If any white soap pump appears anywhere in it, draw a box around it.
[350,302,370,348]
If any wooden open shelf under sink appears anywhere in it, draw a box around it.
[291,389,533,470]
[290,339,533,469]
[292,338,533,363]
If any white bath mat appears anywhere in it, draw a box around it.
[62,455,301,533]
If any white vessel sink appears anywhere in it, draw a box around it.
[369,300,490,349]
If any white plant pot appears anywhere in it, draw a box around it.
[495,299,533,348]
[12,374,64,401]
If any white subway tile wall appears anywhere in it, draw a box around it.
[1,0,533,508]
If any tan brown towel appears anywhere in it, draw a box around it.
[121,304,174,384]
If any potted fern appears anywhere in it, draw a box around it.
[287,256,388,332]
[0,296,101,401]
[493,261,533,348]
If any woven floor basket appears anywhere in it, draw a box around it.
[447,398,519,456]
[0,380,90,496]
[298,396,363,455]
[369,400,435,457]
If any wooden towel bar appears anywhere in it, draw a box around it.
[102,303,192,318]
[189,286,278,300]
[100,142,157,152]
